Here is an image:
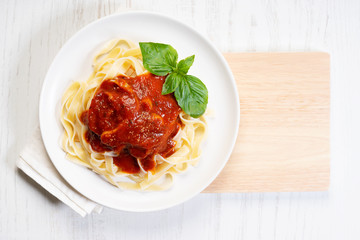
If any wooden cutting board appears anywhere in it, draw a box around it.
[204,52,330,193]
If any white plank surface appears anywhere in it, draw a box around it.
[0,0,359,239]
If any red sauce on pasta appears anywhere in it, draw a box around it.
[81,73,182,174]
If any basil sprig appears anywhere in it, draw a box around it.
[139,42,208,118]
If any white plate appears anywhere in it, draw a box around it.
[39,12,240,212]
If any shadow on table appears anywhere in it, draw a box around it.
[17,168,60,205]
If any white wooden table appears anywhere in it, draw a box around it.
[1,0,359,239]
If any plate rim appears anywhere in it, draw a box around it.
[39,11,240,212]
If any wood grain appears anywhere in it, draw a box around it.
[204,52,330,192]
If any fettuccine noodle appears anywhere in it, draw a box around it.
[60,39,207,191]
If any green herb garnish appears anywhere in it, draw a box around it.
[139,42,208,118]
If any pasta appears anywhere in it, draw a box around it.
[60,39,207,191]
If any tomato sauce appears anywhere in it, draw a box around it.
[81,73,182,174]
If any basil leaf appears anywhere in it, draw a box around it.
[174,75,208,118]
[177,55,195,74]
[139,42,178,76]
[162,72,183,95]
[139,42,207,117]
